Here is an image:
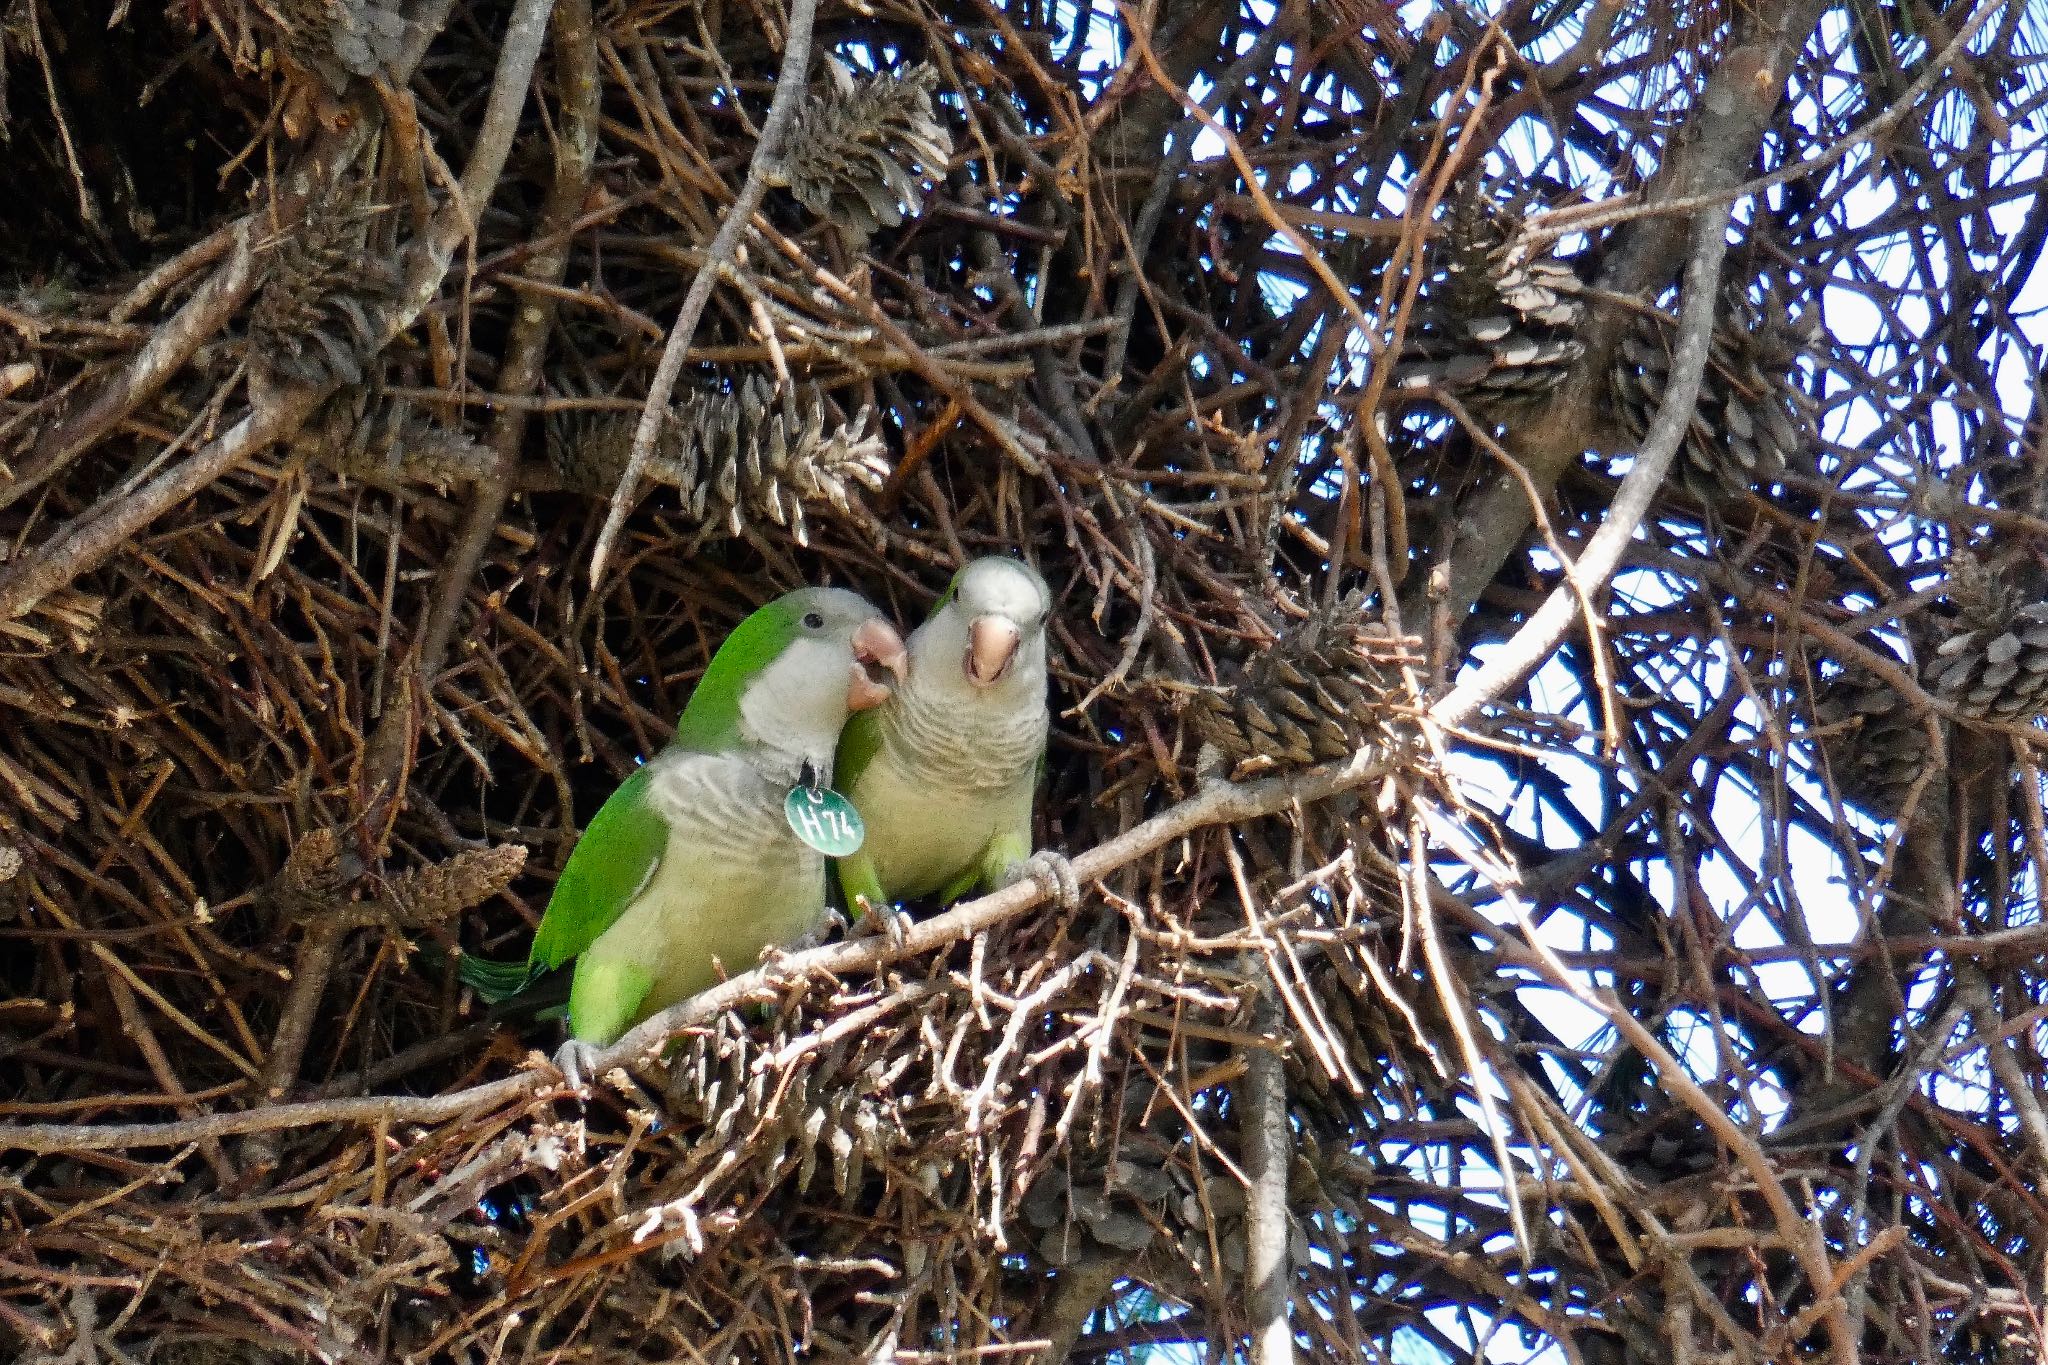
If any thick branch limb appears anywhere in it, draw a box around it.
[363,0,600,799]
[0,0,554,623]
[1028,1258,1118,1363]
[0,223,257,515]
[1431,205,1732,724]
[1528,0,2010,248]
[1423,0,1833,627]
[1240,977,1296,1365]
[0,387,325,623]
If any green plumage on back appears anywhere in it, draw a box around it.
[457,586,906,1056]
[541,602,810,986]
[459,605,794,1006]
[531,764,668,969]
[456,763,667,1003]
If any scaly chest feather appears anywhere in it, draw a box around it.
[850,695,1041,899]
[584,752,826,1018]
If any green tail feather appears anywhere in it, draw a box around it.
[458,952,541,1003]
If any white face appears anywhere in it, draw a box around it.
[953,558,1051,631]
[739,588,903,778]
[910,558,1051,693]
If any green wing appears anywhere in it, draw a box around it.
[834,705,886,796]
[530,762,670,971]
[832,709,888,915]
[927,567,964,620]
[456,953,543,1003]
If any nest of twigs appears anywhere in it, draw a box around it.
[5,2,2048,1362]
[0,3,1453,1359]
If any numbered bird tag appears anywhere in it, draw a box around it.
[784,783,865,856]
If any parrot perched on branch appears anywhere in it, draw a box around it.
[460,587,907,1074]
[834,556,1074,922]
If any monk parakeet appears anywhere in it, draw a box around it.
[461,587,908,1073]
[835,556,1071,920]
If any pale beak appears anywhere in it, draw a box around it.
[847,617,908,712]
[964,616,1022,688]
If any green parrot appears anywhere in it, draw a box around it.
[834,556,1070,921]
[460,586,907,1075]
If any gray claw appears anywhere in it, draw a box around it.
[553,1038,602,1092]
[1025,850,1081,910]
[780,905,846,957]
[852,896,909,947]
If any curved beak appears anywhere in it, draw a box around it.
[964,615,1022,688]
[847,617,908,712]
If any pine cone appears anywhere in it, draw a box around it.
[1020,1138,1178,1262]
[1928,554,2048,723]
[275,827,362,912]
[546,376,891,546]
[1393,182,1586,421]
[257,0,412,92]
[1810,645,1933,817]
[249,199,399,391]
[298,391,497,486]
[775,60,953,238]
[1186,600,1416,777]
[1609,281,1815,498]
[383,845,526,927]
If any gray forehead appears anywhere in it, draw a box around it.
[793,586,879,625]
[958,559,1047,617]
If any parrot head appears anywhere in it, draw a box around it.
[926,556,1052,691]
[676,586,907,776]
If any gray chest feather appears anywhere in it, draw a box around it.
[882,689,1044,793]
[646,751,812,865]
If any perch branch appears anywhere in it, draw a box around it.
[0,742,1401,1154]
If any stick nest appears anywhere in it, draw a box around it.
[2,2,2044,1362]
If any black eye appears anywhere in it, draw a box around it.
[803,612,825,630]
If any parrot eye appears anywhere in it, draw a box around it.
[802,612,825,630]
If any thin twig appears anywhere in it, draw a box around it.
[585,0,824,583]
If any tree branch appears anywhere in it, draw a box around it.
[1421,0,1835,628]
[0,223,257,515]
[363,0,600,802]
[1430,204,1732,725]
[0,0,554,624]
[1240,976,1296,1365]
